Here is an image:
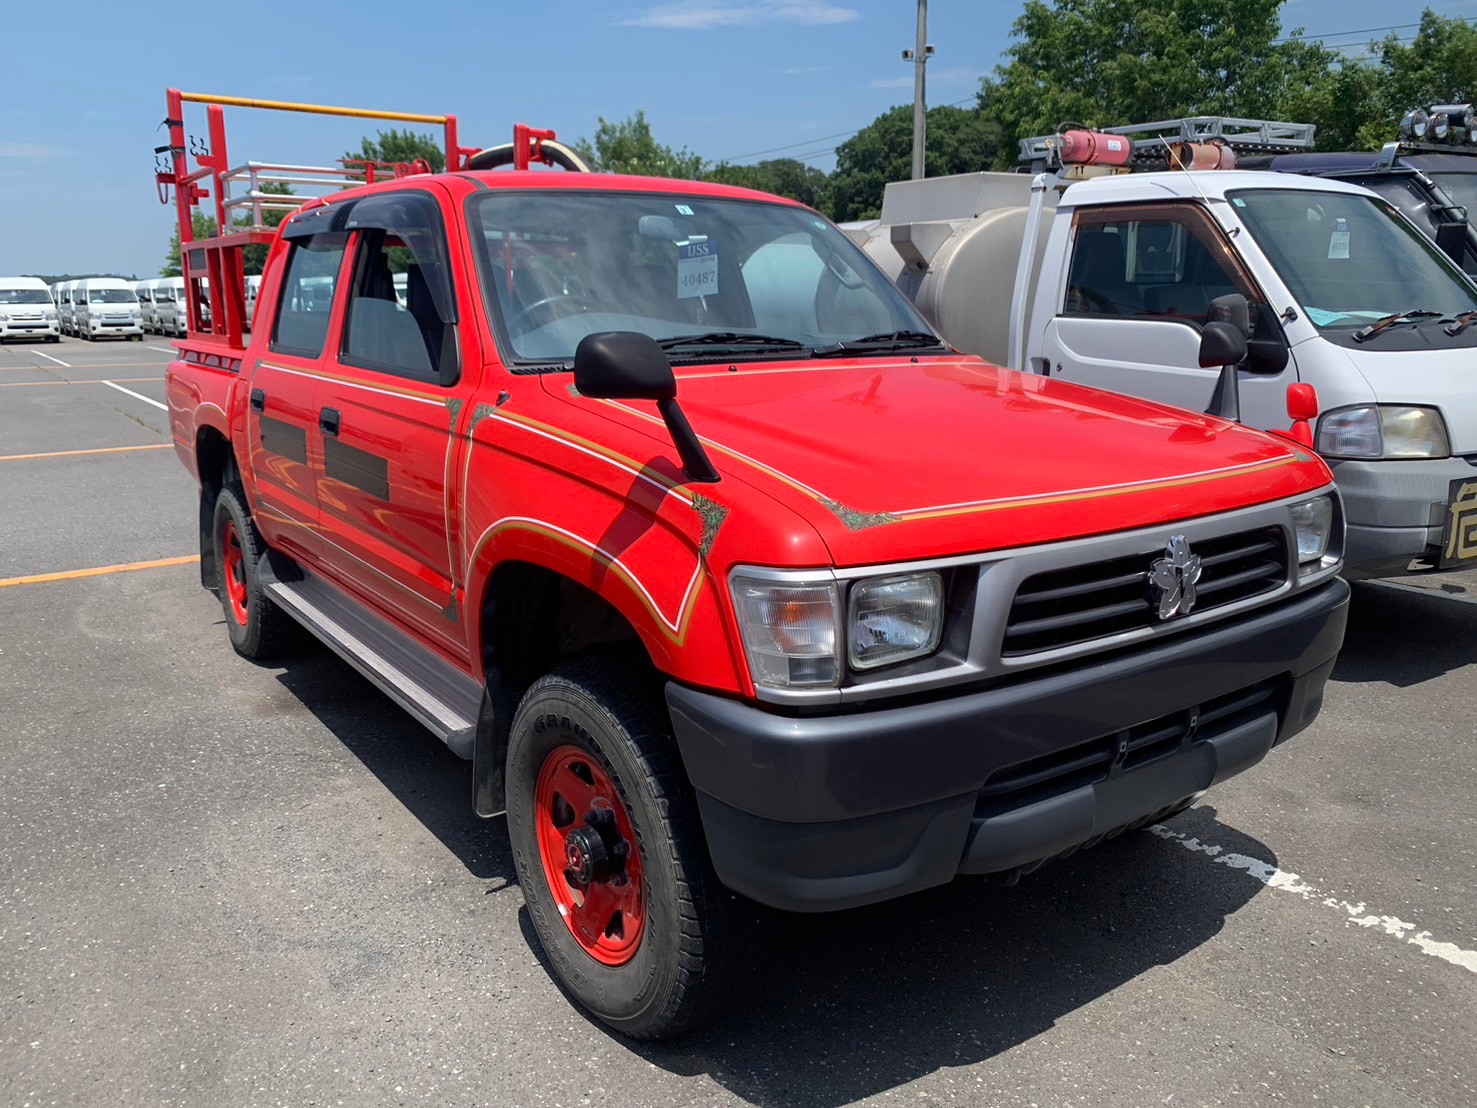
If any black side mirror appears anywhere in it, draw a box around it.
[1435,222,1468,266]
[1198,321,1248,369]
[574,331,676,400]
[1207,292,1250,337]
[572,332,719,483]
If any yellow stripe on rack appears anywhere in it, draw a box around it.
[177,91,448,125]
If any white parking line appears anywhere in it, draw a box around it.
[148,346,178,355]
[1367,579,1477,606]
[34,350,72,368]
[1149,824,1477,975]
[102,380,168,411]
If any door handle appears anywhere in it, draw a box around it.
[319,408,341,436]
[249,388,265,411]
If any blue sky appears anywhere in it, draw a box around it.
[0,0,1468,278]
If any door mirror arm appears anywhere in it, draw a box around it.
[573,332,720,484]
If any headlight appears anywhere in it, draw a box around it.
[731,576,839,689]
[1290,495,1335,567]
[848,572,944,670]
[1316,405,1450,459]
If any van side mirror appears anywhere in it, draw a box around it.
[572,332,719,483]
[1198,321,1248,369]
[1435,222,1467,266]
[1207,293,1250,337]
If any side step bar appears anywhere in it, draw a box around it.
[257,554,482,759]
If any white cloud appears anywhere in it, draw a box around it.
[0,143,63,159]
[871,66,980,89]
[623,1,859,30]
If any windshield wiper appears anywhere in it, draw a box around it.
[1445,310,1477,336]
[1352,310,1443,343]
[810,330,948,357]
[657,331,807,352]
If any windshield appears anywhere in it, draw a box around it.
[87,288,138,304]
[468,191,933,362]
[0,289,51,305]
[1229,188,1477,328]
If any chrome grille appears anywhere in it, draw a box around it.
[1003,527,1287,656]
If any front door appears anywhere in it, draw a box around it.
[1038,202,1296,430]
[311,187,475,660]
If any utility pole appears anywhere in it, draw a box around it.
[901,0,934,180]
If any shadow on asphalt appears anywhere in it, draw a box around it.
[1331,581,1477,687]
[270,641,1271,1106]
[272,650,514,883]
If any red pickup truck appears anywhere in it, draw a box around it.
[162,92,1348,1038]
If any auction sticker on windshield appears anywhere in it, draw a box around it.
[678,239,718,300]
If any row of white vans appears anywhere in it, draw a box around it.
[0,274,265,343]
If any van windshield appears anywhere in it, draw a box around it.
[0,289,51,304]
[87,289,138,304]
[1228,188,1477,328]
[468,190,932,362]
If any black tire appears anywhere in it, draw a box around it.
[506,657,745,1040]
[212,483,295,660]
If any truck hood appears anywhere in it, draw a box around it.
[1331,343,1477,453]
[554,356,1330,567]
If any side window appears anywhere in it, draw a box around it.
[1065,210,1251,323]
[271,233,348,358]
[340,192,457,382]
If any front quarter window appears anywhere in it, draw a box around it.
[467,190,932,364]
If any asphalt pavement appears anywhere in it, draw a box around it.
[2,336,1474,1108]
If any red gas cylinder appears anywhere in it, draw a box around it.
[1057,130,1134,167]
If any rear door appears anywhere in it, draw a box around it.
[1038,203,1296,427]
[247,224,351,564]
[311,187,475,660]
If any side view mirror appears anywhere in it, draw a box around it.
[572,332,719,483]
[1207,292,1250,337]
[1198,320,1248,369]
[1435,222,1468,266]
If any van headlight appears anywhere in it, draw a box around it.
[1316,405,1450,459]
[731,576,840,689]
[1290,495,1335,568]
[848,572,944,670]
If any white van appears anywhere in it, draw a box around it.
[244,274,262,330]
[0,276,60,343]
[73,278,143,341]
[153,276,187,336]
[136,278,163,333]
[55,280,77,335]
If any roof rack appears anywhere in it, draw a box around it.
[154,89,585,351]
[1019,116,1317,170]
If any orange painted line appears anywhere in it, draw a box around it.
[0,443,173,463]
[0,555,199,589]
[0,378,158,388]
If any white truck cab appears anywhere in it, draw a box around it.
[73,277,143,340]
[858,119,1477,578]
[0,276,61,343]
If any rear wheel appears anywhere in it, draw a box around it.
[506,658,744,1040]
[212,483,295,660]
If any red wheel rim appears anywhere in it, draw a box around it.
[534,745,646,966]
[221,520,249,627]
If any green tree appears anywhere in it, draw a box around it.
[705,158,833,211]
[1367,10,1477,143]
[977,0,1338,168]
[161,212,217,278]
[573,111,707,178]
[344,127,447,174]
[829,104,1001,222]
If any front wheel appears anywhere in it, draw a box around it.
[506,658,745,1039]
[212,484,295,660]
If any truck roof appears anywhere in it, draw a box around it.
[1055,169,1383,208]
[344,169,807,207]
